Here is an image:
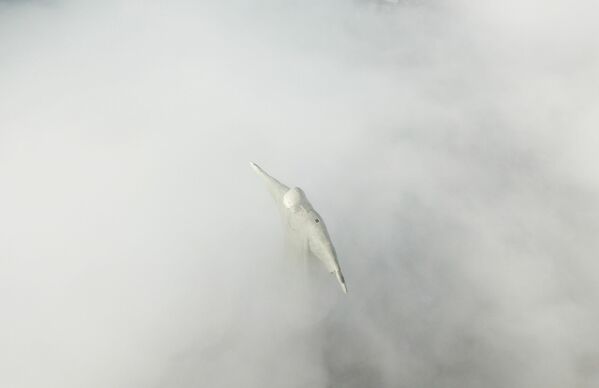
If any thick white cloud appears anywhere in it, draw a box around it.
[1,1,598,387]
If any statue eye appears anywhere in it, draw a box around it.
[315,219,320,223]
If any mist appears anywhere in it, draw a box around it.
[1,0,598,387]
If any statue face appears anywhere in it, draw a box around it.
[283,187,307,209]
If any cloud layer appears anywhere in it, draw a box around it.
[1,1,598,387]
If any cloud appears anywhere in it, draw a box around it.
[1,1,598,387]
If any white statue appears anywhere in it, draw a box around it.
[251,162,347,294]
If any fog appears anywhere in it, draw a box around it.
[1,0,598,387]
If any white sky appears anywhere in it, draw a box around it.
[1,1,598,387]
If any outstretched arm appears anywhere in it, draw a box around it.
[250,162,289,202]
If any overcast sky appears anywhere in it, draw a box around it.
[1,1,598,387]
